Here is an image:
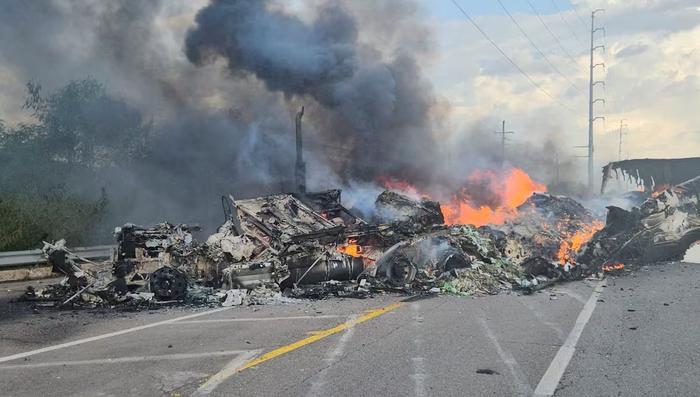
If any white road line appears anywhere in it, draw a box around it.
[534,278,607,397]
[516,297,566,342]
[306,314,358,397]
[479,317,533,396]
[175,315,342,324]
[410,303,427,397]
[0,350,251,370]
[0,306,235,364]
[193,349,262,396]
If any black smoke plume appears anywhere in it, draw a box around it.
[185,0,439,184]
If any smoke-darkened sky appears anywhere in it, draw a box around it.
[0,0,697,227]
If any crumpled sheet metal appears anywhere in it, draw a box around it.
[206,220,260,262]
[234,194,344,247]
[581,174,700,267]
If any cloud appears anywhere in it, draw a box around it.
[424,1,700,187]
[0,0,698,203]
[615,43,649,58]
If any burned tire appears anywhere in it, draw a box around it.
[384,255,417,286]
[149,267,188,301]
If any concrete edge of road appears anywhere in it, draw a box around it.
[0,245,114,283]
[0,264,56,283]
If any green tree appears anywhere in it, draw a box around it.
[0,78,151,250]
[22,78,151,169]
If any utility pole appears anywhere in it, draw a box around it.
[494,120,514,167]
[587,9,606,192]
[555,151,561,187]
[295,106,306,194]
[617,119,628,161]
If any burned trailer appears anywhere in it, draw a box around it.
[114,223,202,272]
[233,194,345,249]
[220,193,367,289]
[112,223,208,298]
[601,157,700,194]
[580,174,700,269]
[304,189,366,227]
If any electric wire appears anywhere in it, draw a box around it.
[550,0,587,47]
[525,0,581,69]
[568,0,592,30]
[496,0,585,94]
[449,0,578,113]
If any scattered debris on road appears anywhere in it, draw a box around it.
[28,185,617,308]
[29,159,700,309]
[476,369,500,375]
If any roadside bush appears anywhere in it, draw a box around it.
[0,190,108,251]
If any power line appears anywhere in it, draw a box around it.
[449,0,577,114]
[568,0,592,30]
[580,0,595,13]
[496,0,585,94]
[551,0,587,47]
[525,0,581,69]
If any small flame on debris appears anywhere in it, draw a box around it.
[603,263,625,272]
[651,184,670,198]
[557,220,605,265]
[378,178,427,199]
[337,238,365,259]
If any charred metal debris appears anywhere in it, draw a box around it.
[31,188,625,308]
[582,174,700,270]
[601,157,700,194]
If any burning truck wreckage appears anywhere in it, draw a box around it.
[28,137,700,309]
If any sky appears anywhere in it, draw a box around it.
[416,0,700,180]
[0,0,698,189]
[422,0,574,19]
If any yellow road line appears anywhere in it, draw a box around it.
[195,301,404,394]
[237,301,404,372]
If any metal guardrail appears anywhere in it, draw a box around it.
[0,245,115,268]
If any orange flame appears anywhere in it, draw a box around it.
[338,243,362,257]
[338,238,364,258]
[602,262,625,272]
[651,184,670,198]
[556,220,605,264]
[441,168,547,226]
[378,168,546,227]
[378,178,427,199]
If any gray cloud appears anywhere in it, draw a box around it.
[615,43,649,58]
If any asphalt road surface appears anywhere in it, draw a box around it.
[1,262,698,396]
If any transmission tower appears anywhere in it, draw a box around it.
[586,9,606,191]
